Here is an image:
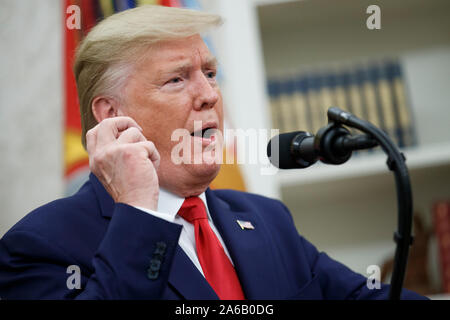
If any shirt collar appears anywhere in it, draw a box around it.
[157,188,209,220]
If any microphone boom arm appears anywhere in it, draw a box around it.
[327,107,414,300]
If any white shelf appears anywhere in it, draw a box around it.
[427,293,450,300]
[278,142,450,187]
[252,0,299,6]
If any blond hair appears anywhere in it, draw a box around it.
[74,5,222,148]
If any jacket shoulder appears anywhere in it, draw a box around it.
[208,188,295,226]
[2,180,102,242]
[210,188,279,202]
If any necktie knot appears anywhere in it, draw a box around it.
[178,197,208,223]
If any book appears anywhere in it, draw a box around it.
[293,76,312,133]
[385,61,416,148]
[348,67,367,122]
[335,70,358,135]
[320,72,337,124]
[432,201,450,293]
[266,59,416,151]
[305,74,325,133]
[376,62,399,146]
[358,66,383,131]
[267,80,283,132]
[334,70,351,114]
[279,79,298,133]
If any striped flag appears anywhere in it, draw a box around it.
[64,0,90,195]
[63,0,246,194]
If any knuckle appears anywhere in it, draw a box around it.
[99,118,110,125]
[120,145,136,159]
[101,117,118,127]
[127,127,141,136]
[92,146,114,164]
[116,116,133,124]
[93,149,108,162]
[86,128,95,139]
[92,152,103,165]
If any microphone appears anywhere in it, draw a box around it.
[267,106,413,300]
[267,125,378,169]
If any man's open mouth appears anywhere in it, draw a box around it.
[190,127,217,139]
[190,121,218,140]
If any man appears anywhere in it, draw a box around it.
[0,5,425,300]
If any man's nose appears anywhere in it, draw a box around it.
[192,72,219,111]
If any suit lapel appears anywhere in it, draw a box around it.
[205,189,284,299]
[168,246,219,300]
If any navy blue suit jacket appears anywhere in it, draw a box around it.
[0,173,425,299]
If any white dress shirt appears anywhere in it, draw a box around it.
[135,188,234,277]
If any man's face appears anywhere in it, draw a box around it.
[120,35,224,196]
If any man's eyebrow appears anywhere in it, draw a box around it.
[159,63,192,77]
[203,56,218,68]
[158,56,219,77]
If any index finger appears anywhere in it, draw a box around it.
[96,116,143,146]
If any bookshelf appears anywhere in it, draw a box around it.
[278,142,450,187]
[254,0,450,294]
[206,0,450,294]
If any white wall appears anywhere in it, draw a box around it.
[259,0,450,76]
[0,0,63,237]
[403,47,450,145]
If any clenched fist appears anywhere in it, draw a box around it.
[86,117,160,211]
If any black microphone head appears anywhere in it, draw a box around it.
[267,131,314,169]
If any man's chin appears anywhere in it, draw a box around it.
[158,161,221,197]
[188,161,221,181]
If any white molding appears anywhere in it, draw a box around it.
[278,142,450,187]
[251,0,302,7]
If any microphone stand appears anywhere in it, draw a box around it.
[320,107,414,300]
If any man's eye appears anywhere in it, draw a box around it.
[206,71,216,79]
[168,77,182,84]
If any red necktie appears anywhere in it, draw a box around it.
[178,196,245,300]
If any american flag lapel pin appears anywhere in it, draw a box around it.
[236,220,255,230]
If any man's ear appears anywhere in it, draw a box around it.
[91,96,121,123]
